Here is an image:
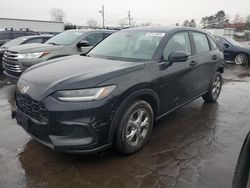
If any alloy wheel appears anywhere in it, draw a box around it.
[125,108,150,147]
[235,54,245,65]
[211,76,222,99]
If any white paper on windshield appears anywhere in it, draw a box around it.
[145,33,165,37]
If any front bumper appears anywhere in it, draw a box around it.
[14,94,118,154]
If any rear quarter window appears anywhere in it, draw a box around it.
[192,32,210,54]
[207,35,218,50]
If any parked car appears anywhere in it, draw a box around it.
[232,131,250,188]
[0,35,52,72]
[0,28,38,46]
[3,29,114,78]
[240,41,250,47]
[14,27,224,154]
[215,36,250,65]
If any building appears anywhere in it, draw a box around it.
[0,18,64,34]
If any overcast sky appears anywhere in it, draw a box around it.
[1,0,250,26]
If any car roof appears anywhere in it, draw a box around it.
[25,35,52,39]
[65,29,115,33]
[122,26,208,34]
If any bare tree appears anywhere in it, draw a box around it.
[182,20,189,27]
[189,19,196,27]
[50,8,65,22]
[86,20,98,28]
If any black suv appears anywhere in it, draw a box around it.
[0,29,37,46]
[14,27,224,154]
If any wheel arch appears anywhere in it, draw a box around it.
[108,88,160,143]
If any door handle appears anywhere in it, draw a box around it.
[212,55,218,60]
[189,61,197,67]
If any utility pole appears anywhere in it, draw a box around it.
[128,11,132,27]
[99,5,105,28]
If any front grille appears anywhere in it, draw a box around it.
[3,50,21,73]
[16,92,49,123]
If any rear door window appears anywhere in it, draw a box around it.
[207,35,218,50]
[192,32,210,54]
[24,38,44,44]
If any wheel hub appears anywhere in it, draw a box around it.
[125,108,150,147]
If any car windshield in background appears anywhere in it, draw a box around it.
[45,30,85,46]
[2,37,26,48]
[227,38,244,47]
[89,31,166,62]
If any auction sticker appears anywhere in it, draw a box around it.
[145,33,165,37]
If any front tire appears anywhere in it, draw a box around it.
[234,53,248,65]
[202,72,222,103]
[115,100,154,154]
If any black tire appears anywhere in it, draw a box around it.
[115,100,154,154]
[232,131,250,188]
[202,72,222,103]
[234,53,248,65]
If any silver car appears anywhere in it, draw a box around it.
[3,29,114,78]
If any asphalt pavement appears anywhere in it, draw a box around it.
[0,64,250,188]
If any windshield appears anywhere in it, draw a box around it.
[45,30,85,46]
[227,38,243,47]
[89,31,165,62]
[2,37,27,48]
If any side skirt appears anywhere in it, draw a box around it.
[155,91,207,121]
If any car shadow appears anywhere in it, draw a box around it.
[18,100,222,187]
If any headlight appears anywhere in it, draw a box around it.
[17,52,49,59]
[54,85,117,102]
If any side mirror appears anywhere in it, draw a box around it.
[168,51,188,64]
[77,40,90,48]
[222,43,230,48]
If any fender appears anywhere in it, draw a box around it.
[108,88,160,143]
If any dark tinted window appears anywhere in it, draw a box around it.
[24,38,44,44]
[163,32,191,59]
[13,32,26,38]
[215,37,230,46]
[103,32,112,39]
[193,32,210,53]
[25,32,36,36]
[207,35,218,50]
[84,33,103,46]
[42,37,51,43]
[46,30,85,45]
[0,32,12,39]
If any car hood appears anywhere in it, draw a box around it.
[18,56,145,101]
[7,43,64,53]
